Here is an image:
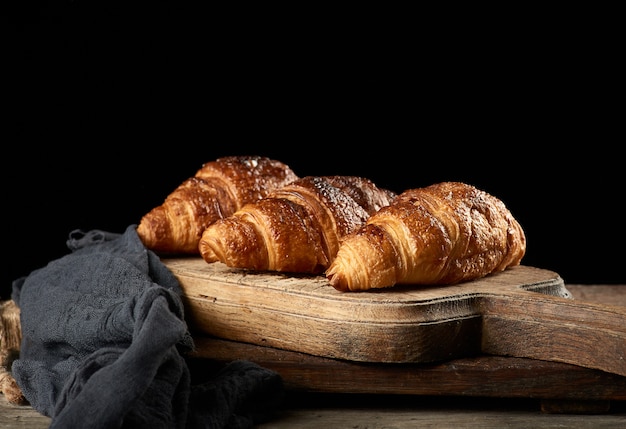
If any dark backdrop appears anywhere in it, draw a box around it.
[10,3,622,299]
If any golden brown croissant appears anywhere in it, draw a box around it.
[325,181,526,291]
[136,156,299,254]
[198,175,397,274]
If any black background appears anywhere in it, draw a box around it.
[9,3,623,299]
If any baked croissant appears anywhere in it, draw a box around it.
[137,156,299,254]
[325,181,526,291]
[198,175,397,274]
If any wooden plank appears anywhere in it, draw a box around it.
[3,393,625,429]
[0,395,50,428]
[164,258,626,376]
[567,284,626,307]
[187,336,626,401]
[255,401,626,429]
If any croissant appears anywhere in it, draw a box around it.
[325,181,526,291]
[136,156,299,254]
[198,175,397,274]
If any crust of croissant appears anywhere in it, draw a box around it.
[193,156,299,208]
[136,156,299,254]
[137,177,236,253]
[199,198,329,272]
[326,181,526,291]
[320,176,397,216]
[198,176,396,274]
[270,176,394,260]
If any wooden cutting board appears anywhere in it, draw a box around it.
[162,257,626,377]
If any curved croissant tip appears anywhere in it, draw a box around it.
[136,218,154,247]
[325,270,350,292]
[198,238,219,263]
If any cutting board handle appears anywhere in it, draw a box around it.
[480,289,626,376]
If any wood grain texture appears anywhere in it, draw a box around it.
[164,258,626,376]
[3,393,625,428]
[0,395,50,428]
[188,336,626,400]
[254,403,626,429]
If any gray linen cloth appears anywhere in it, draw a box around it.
[11,225,283,428]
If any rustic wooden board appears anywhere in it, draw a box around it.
[187,336,626,402]
[163,258,626,376]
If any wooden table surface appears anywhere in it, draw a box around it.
[2,392,625,428]
[2,284,625,428]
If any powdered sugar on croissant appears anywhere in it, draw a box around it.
[199,176,396,274]
[325,181,526,291]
